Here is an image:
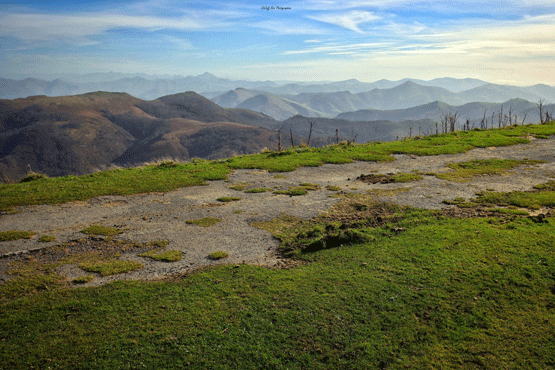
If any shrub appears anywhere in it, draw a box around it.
[19,172,48,183]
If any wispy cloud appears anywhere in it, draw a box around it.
[283,41,393,54]
[308,10,381,32]
[163,35,194,51]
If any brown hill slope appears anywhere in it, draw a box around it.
[0,92,279,183]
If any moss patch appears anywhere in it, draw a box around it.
[244,188,272,193]
[185,217,222,227]
[0,230,36,242]
[229,183,248,191]
[138,249,182,262]
[38,235,56,243]
[217,197,241,202]
[79,260,144,276]
[437,159,544,182]
[208,251,229,260]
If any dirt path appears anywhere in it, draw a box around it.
[1,137,553,286]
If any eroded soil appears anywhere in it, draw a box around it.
[1,137,554,286]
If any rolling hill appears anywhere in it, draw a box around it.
[0,91,281,183]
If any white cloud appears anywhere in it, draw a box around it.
[308,10,381,32]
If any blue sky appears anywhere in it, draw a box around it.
[1,0,555,85]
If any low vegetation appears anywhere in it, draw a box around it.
[208,251,229,260]
[185,217,222,227]
[38,235,56,242]
[444,180,555,210]
[229,182,248,191]
[78,260,144,276]
[244,187,271,193]
[0,230,35,242]
[138,249,182,262]
[19,172,49,183]
[437,158,544,182]
[1,122,554,212]
[357,172,423,184]
[216,197,241,202]
[149,240,170,248]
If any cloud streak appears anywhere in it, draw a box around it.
[308,10,381,32]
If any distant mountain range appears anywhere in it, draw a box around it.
[214,81,555,120]
[3,73,555,121]
[337,98,555,127]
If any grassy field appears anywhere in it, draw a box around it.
[1,122,554,369]
[1,122,554,211]
[1,202,554,369]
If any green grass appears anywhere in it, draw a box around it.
[244,188,271,193]
[0,230,35,242]
[1,208,554,368]
[1,123,555,368]
[274,186,308,196]
[185,217,222,227]
[445,181,555,210]
[78,260,144,276]
[437,159,544,182]
[391,172,424,182]
[216,197,241,202]
[0,161,230,211]
[485,208,530,216]
[325,185,342,191]
[38,235,56,242]
[72,276,93,284]
[208,251,229,260]
[138,249,183,262]
[80,225,123,236]
[229,182,248,191]
[3,122,553,211]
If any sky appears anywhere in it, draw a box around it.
[1,0,555,85]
